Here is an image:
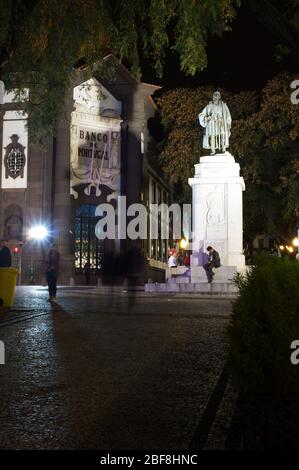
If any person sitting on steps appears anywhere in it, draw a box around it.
[204,246,221,283]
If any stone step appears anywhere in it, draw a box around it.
[145,281,238,295]
[191,265,237,283]
[166,266,190,280]
[167,277,190,284]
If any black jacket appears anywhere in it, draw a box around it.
[0,246,12,267]
[209,250,221,268]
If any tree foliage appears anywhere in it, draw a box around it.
[0,0,240,141]
[229,255,299,449]
[246,0,299,67]
[156,73,299,244]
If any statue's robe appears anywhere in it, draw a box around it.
[198,101,232,151]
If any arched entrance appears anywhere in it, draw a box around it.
[75,205,103,282]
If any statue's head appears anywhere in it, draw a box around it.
[10,134,19,145]
[212,91,221,103]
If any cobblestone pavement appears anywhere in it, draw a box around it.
[0,286,234,450]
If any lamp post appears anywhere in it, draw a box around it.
[18,242,23,285]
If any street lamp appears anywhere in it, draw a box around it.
[28,225,48,241]
[179,238,188,250]
[292,237,299,247]
[292,237,299,261]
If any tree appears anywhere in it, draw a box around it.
[246,0,299,67]
[155,73,299,246]
[0,0,240,141]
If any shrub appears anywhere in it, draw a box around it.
[229,255,299,449]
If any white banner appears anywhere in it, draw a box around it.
[71,122,121,198]
[1,111,28,189]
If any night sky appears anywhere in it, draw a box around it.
[141,1,296,92]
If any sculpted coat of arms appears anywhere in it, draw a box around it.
[4,134,26,179]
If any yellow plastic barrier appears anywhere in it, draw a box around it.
[0,267,19,308]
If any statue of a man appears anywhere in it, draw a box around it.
[198,91,232,155]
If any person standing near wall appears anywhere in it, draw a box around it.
[44,243,60,301]
[0,239,12,267]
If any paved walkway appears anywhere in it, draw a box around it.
[0,286,235,449]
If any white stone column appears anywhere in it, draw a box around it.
[188,152,245,280]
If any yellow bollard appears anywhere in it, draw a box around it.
[0,267,19,308]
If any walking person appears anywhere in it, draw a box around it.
[204,246,221,283]
[0,239,12,267]
[44,243,60,301]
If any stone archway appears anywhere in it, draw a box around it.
[3,204,23,240]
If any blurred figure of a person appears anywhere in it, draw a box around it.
[84,261,91,285]
[204,246,221,283]
[0,239,12,267]
[168,250,177,269]
[177,250,183,266]
[45,243,60,301]
[183,252,190,267]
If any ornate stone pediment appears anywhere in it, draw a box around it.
[73,78,121,118]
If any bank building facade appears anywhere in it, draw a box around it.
[0,56,170,285]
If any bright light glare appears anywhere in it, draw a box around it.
[180,238,188,249]
[292,237,299,247]
[279,245,285,250]
[287,246,294,253]
[28,225,48,240]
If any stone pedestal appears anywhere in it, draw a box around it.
[144,151,245,294]
[188,152,245,279]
